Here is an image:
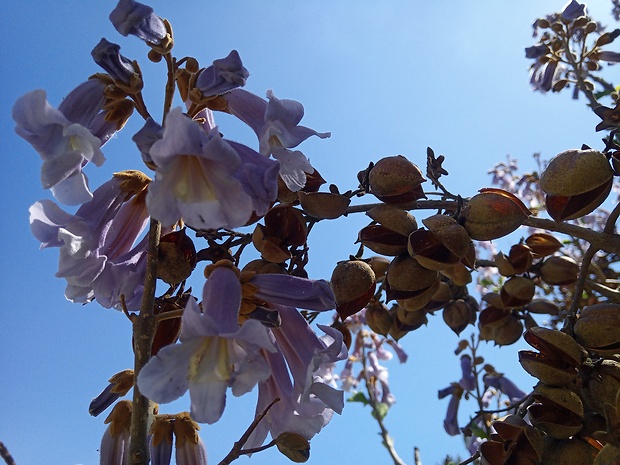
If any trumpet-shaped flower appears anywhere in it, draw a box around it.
[13,89,106,205]
[137,265,276,424]
[146,108,279,229]
[29,172,150,309]
[224,89,330,191]
[245,306,346,447]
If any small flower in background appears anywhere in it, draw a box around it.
[13,89,107,205]
[561,0,586,22]
[137,264,276,424]
[438,383,464,436]
[483,369,527,404]
[145,108,279,229]
[100,401,132,465]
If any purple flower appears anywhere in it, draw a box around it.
[173,413,208,465]
[529,60,561,93]
[483,372,526,403]
[561,0,586,22]
[109,0,169,50]
[438,383,464,436]
[146,108,279,229]
[597,51,620,63]
[195,50,249,98]
[13,89,107,205]
[246,307,346,447]
[224,89,330,191]
[246,272,336,311]
[132,117,163,167]
[100,401,132,465]
[91,38,142,93]
[459,355,476,392]
[29,172,150,309]
[137,265,276,424]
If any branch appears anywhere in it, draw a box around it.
[128,219,161,465]
[218,397,280,465]
[0,442,16,465]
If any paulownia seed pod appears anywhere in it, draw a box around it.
[574,303,620,355]
[368,155,426,206]
[460,188,531,241]
[539,149,614,222]
[330,260,376,320]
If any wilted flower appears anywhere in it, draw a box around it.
[91,38,143,93]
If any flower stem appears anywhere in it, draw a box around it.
[128,218,161,465]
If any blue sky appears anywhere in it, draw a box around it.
[1,1,617,464]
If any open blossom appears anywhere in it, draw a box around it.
[137,265,276,424]
[29,172,150,310]
[246,306,346,447]
[13,89,107,205]
[224,89,330,191]
[146,108,279,229]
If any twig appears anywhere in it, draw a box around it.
[0,442,16,465]
[128,219,161,465]
[218,397,281,465]
[458,451,480,465]
[414,447,421,465]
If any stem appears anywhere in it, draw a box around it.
[163,53,176,121]
[0,442,15,465]
[218,397,280,465]
[362,356,406,465]
[128,219,161,465]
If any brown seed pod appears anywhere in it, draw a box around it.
[385,253,439,301]
[500,276,536,307]
[525,233,563,258]
[528,385,584,439]
[518,327,585,387]
[331,260,376,320]
[297,191,351,220]
[574,303,620,355]
[460,188,531,241]
[368,155,426,206]
[366,204,418,236]
[539,256,579,285]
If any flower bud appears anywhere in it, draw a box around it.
[460,188,530,241]
[330,260,376,320]
[368,155,426,206]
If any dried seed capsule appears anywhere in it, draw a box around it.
[330,260,376,320]
[368,155,426,206]
[460,188,530,241]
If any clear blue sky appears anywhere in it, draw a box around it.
[1,1,616,464]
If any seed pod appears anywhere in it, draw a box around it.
[539,256,579,285]
[157,228,197,285]
[480,415,544,465]
[460,188,531,241]
[366,204,418,236]
[528,385,584,439]
[297,191,350,220]
[331,260,376,320]
[368,155,426,206]
[358,224,409,256]
[581,359,620,415]
[443,298,477,335]
[365,302,393,336]
[500,276,535,307]
[526,298,560,316]
[539,149,614,222]
[574,303,620,355]
[367,256,390,281]
[525,233,563,257]
[541,437,598,465]
[519,327,585,386]
[385,253,439,301]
